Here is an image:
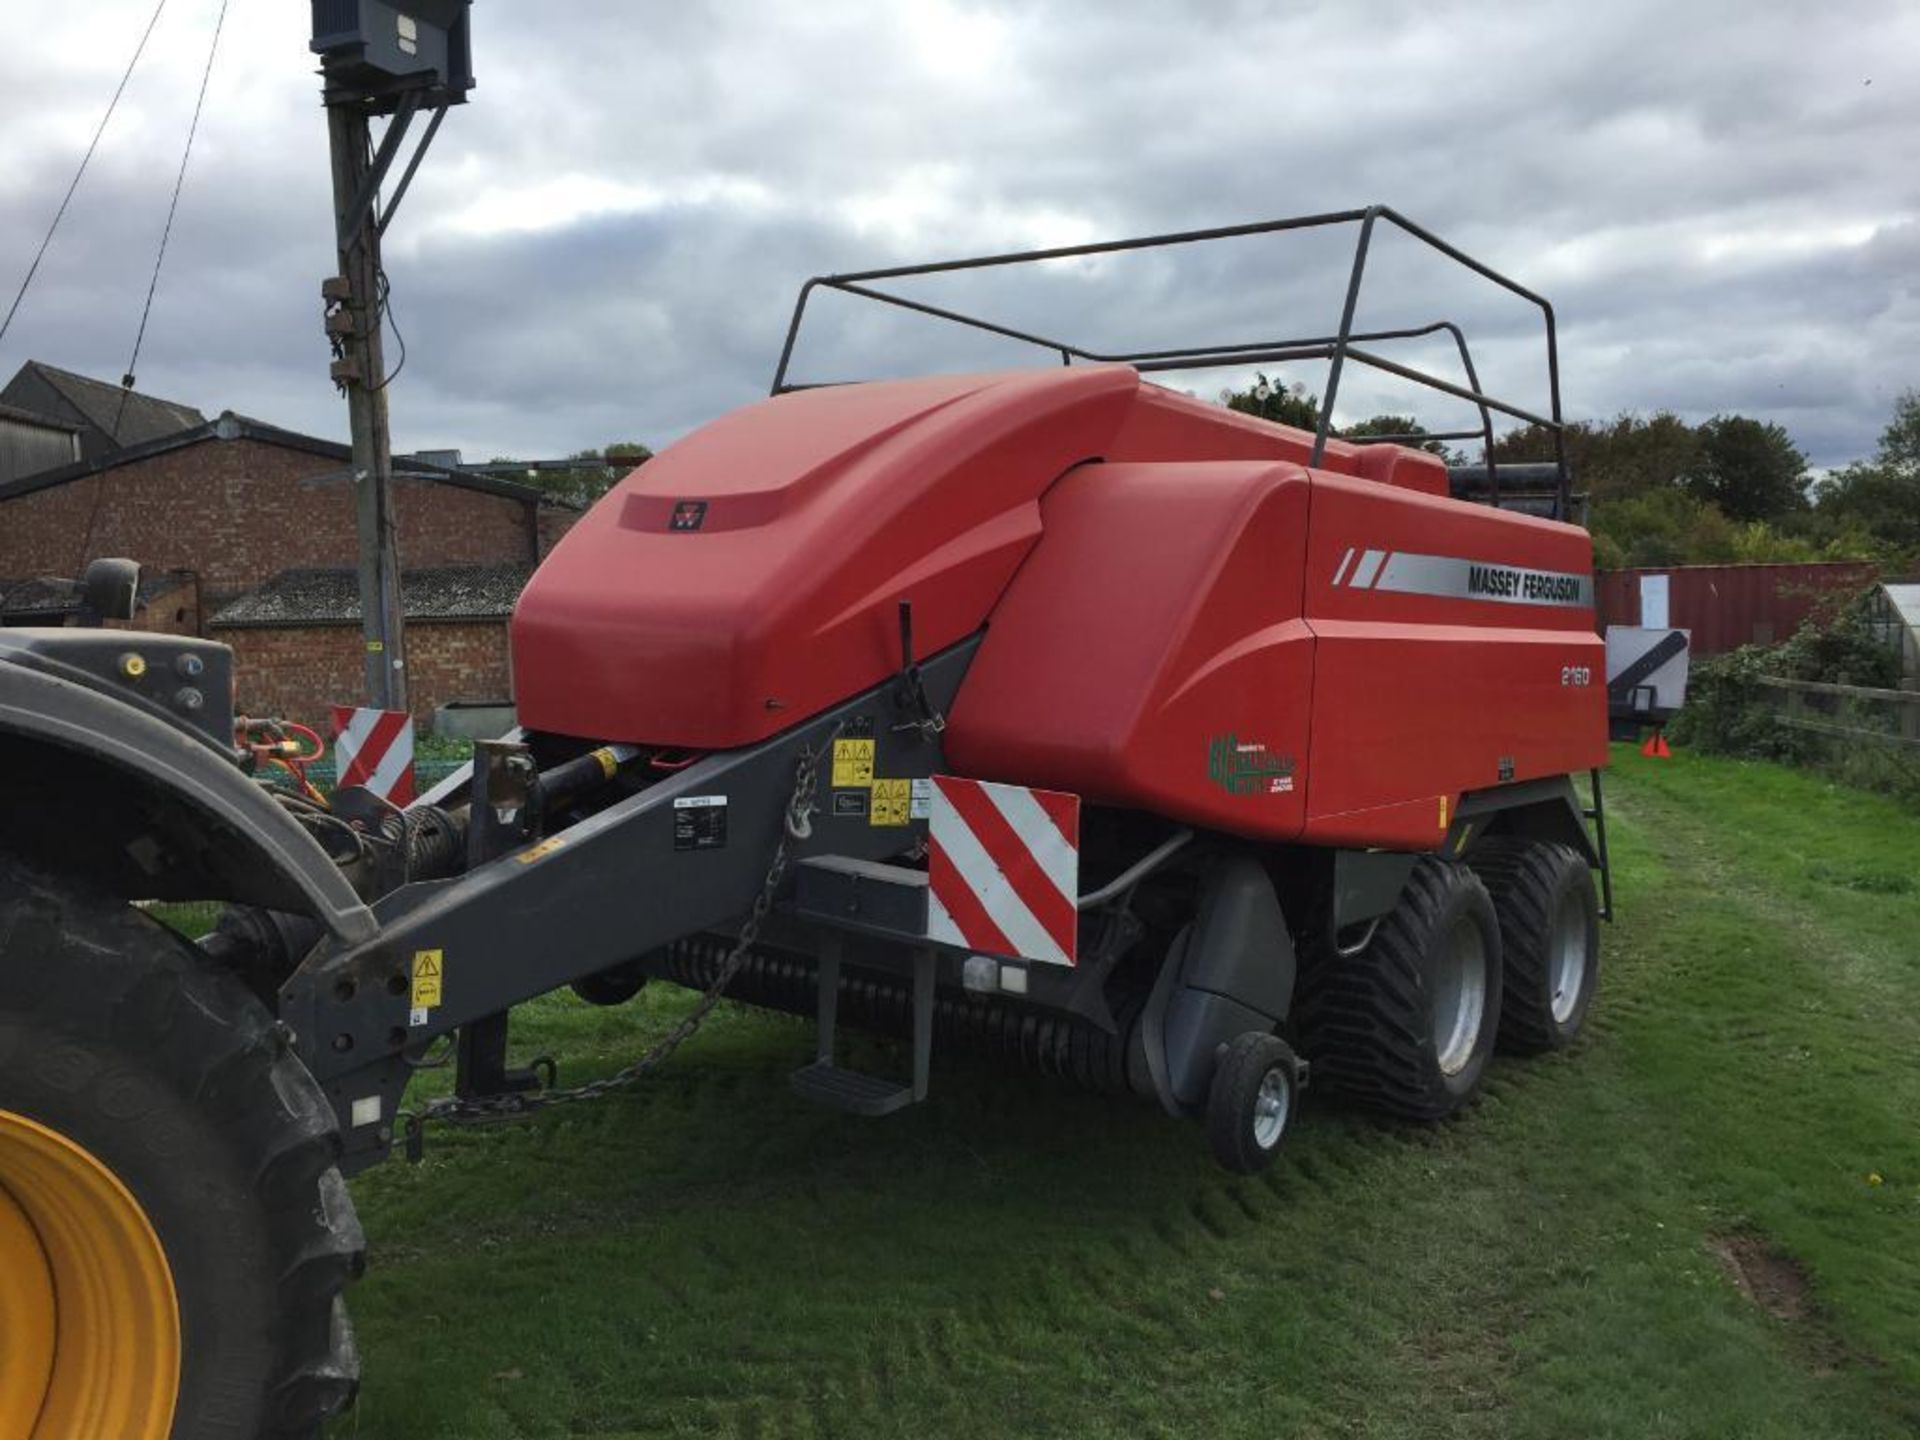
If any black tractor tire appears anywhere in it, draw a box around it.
[0,857,364,1439]
[1469,838,1600,1054]
[1294,856,1503,1121]
[1205,1031,1302,1174]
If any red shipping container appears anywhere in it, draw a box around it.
[1594,561,1877,656]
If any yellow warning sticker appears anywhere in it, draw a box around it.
[411,949,444,1009]
[516,835,566,865]
[831,738,876,788]
[870,778,912,826]
[1438,794,1451,830]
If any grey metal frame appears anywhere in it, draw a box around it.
[770,206,1570,518]
[279,642,977,1170]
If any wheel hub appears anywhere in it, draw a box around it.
[0,1108,181,1440]
[1432,919,1489,1076]
[1252,1067,1291,1149]
[1548,888,1589,1024]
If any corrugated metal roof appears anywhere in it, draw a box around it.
[0,401,81,431]
[209,563,532,627]
[0,410,580,510]
[0,407,82,486]
[0,569,193,618]
[10,361,206,446]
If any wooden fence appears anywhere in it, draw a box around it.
[1757,677,1920,748]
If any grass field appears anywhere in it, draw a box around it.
[319,747,1920,1439]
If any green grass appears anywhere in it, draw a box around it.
[306,748,1920,1438]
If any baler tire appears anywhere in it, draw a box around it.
[1205,1032,1300,1174]
[571,959,649,1007]
[1294,856,1502,1122]
[0,856,364,1440]
[1469,838,1599,1054]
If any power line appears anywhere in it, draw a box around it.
[115,0,229,431]
[85,0,227,574]
[0,0,169,352]
[368,266,406,392]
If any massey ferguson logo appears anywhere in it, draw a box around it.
[1467,563,1584,604]
[1334,547,1591,609]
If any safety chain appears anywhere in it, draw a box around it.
[405,727,837,1138]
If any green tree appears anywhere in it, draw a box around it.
[1815,390,1920,557]
[1221,373,1320,430]
[1219,380,1467,461]
[1682,415,1809,523]
[1342,414,1462,463]
[1492,412,1700,499]
[495,441,653,508]
[1878,387,1920,468]
[1588,488,1737,569]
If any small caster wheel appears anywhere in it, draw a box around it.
[1206,1032,1304,1174]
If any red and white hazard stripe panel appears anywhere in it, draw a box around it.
[330,705,416,805]
[927,775,1080,967]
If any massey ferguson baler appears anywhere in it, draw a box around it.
[0,208,1612,1438]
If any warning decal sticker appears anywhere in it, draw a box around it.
[410,948,443,1027]
[831,738,875,788]
[870,778,912,826]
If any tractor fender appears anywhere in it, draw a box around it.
[1134,854,1296,1116]
[0,663,377,943]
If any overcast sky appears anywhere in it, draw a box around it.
[1,0,1914,467]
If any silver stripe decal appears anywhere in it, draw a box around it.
[1331,546,1356,586]
[1350,548,1388,588]
[1369,551,1592,608]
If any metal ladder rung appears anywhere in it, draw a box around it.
[788,932,935,1116]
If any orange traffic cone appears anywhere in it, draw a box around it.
[1639,730,1672,759]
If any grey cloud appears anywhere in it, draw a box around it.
[0,0,1913,470]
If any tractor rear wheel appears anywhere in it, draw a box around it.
[0,857,364,1439]
[1469,838,1599,1054]
[1295,856,1503,1121]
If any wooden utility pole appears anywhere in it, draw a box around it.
[325,103,408,713]
[312,2,471,714]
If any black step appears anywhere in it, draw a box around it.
[789,1060,916,1116]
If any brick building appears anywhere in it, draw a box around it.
[0,407,582,727]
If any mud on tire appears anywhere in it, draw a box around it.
[1293,856,1503,1121]
[0,856,364,1439]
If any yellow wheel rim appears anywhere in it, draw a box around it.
[0,1108,180,1440]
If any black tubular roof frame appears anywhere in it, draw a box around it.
[769,205,1570,519]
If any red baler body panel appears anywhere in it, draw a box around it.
[512,367,1138,747]
[513,367,1607,850]
[942,461,1318,837]
[1295,474,1605,848]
